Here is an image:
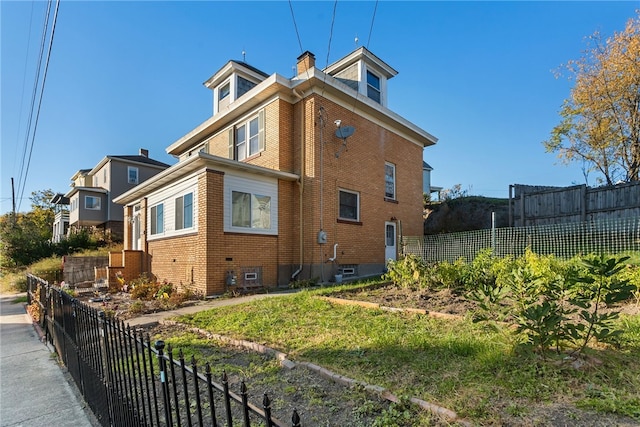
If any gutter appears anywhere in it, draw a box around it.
[291,88,305,281]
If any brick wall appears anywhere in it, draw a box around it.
[116,92,425,293]
[295,94,424,276]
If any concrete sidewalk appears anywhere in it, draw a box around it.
[0,289,293,426]
[0,293,99,427]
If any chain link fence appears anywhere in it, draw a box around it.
[404,217,640,263]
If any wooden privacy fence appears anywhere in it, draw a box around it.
[509,181,640,226]
[26,274,301,427]
[405,217,640,263]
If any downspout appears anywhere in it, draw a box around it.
[291,88,305,280]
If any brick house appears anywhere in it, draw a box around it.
[112,48,437,295]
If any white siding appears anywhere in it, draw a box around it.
[224,173,278,235]
[147,175,198,240]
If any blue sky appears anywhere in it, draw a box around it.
[1,1,638,214]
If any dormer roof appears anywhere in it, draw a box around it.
[203,60,269,89]
[323,47,398,79]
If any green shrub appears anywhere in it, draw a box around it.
[289,277,318,289]
[471,252,636,354]
[130,274,161,300]
[383,254,432,290]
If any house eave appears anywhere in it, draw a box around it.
[323,47,398,79]
[167,74,294,156]
[169,67,436,157]
[294,68,438,147]
[88,156,169,176]
[113,152,299,206]
[64,187,109,198]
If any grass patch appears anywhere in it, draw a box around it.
[175,287,640,424]
[11,295,27,304]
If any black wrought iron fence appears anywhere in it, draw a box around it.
[26,274,301,427]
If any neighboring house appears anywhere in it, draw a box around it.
[423,161,443,201]
[58,149,169,241]
[50,193,70,243]
[112,48,438,295]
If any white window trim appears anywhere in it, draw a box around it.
[146,176,199,240]
[338,188,360,221]
[150,203,164,236]
[385,162,396,200]
[235,113,263,161]
[218,81,231,101]
[85,196,101,210]
[224,174,278,236]
[366,70,381,104]
[128,166,139,185]
[174,192,194,231]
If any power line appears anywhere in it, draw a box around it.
[16,0,52,208]
[17,0,61,212]
[13,1,37,180]
[366,0,379,49]
[288,0,304,54]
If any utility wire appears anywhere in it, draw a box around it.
[18,0,60,212]
[366,0,378,49]
[324,0,338,69]
[288,0,304,54]
[16,0,52,207]
[13,1,36,180]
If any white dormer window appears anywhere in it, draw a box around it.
[366,70,381,104]
[205,61,269,115]
[218,81,231,110]
[323,47,397,108]
[219,82,230,100]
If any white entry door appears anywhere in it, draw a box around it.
[385,221,397,262]
[132,205,141,250]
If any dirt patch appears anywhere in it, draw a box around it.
[329,284,478,316]
[73,289,205,320]
[141,323,449,427]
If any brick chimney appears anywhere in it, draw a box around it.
[139,148,149,157]
[296,51,315,75]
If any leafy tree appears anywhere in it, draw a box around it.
[0,189,55,269]
[544,13,640,185]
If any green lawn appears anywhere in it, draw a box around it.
[176,287,640,424]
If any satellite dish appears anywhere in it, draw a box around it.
[335,125,355,139]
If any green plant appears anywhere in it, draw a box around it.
[155,281,174,299]
[129,300,145,314]
[434,258,468,290]
[130,274,161,300]
[383,254,432,290]
[289,277,318,289]
[470,252,635,355]
[570,254,636,353]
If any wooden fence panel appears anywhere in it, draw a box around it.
[510,182,640,226]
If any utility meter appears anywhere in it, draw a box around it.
[317,230,327,244]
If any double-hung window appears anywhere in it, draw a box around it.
[232,191,271,229]
[233,110,264,161]
[339,189,359,221]
[366,70,381,104]
[235,116,260,160]
[150,203,164,235]
[128,167,139,185]
[85,196,101,210]
[175,193,193,230]
[385,162,396,200]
